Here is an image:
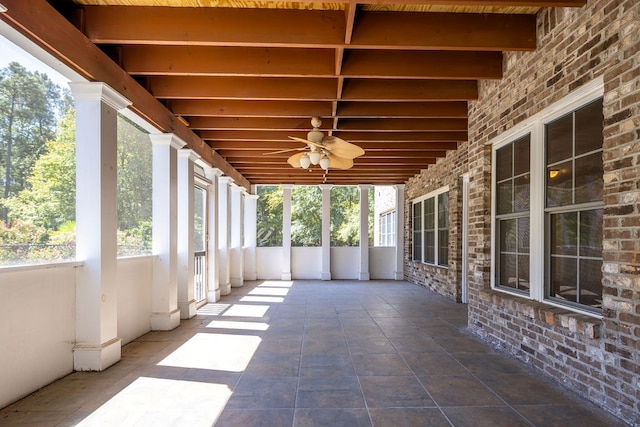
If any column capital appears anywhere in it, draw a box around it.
[69,81,131,111]
[318,184,333,190]
[178,148,201,162]
[245,193,259,200]
[394,184,406,191]
[200,164,224,179]
[219,176,234,185]
[230,183,244,193]
[149,133,187,150]
[358,184,372,190]
[281,183,294,190]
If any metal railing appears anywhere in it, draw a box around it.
[194,250,207,302]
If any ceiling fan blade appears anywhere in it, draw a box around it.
[327,153,354,170]
[287,152,306,168]
[288,136,325,151]
[321,136,365,159]
[263,147,305,155]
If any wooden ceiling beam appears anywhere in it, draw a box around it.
[217,149,449,157]
[120,46,336,77]
[79,6,535,51]
[332,132,465,142]
[341,79,478,101]
[169,100,333,117]
[337,101,468,118]
[80,6,347,47]
[354,1,585,6]
[338,118,467,131]
[188,117,327,131]
[342,50,502,80]
[148,76,338,101]
[208,140,458,150]
[351,11,536,51]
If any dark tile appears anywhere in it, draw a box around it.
[443,406,530,427]
[359,376,435,408]
[294,408,371,427]
[302,338,349,357]
[216,409,294,427]
[433,336,496,353]
[389,335,444,353]
[479,373,581,405]
[369,408,450,427]
[452,353,527,375]
[226,376,297,409]
[253,338,302,358]
[296,376,365,408]
[346,336,397,354]
[418,375,505,407]
[300,355,355,377]
[402,353,467,375]
[515,404,628,427]
[352,354,413,376]
[243,356,300,377]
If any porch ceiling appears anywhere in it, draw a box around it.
[8,0,585,186]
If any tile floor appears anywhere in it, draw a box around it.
[0,280,625,426]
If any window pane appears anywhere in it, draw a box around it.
[580,209,603,258]
[496,144,512,182]
[546,113,573,164]
[412,202,422,261]
[499,254,517,288]
[291,185,321,247]
[575,152,603,204]
[330,186,359,247]
[579,259,602,309]
[424,198,435,230]
[517,217,530,254]
[257,185,283,247]
[575,98,604,156]
[117,114,152,257]
[550,256,578,303]
[193,186,206,253]
[513,135,530,177]
[546,160,573,207]
[550,212,577,256]
[438,229,448,266]
[424,230,435,264]
[500,219,517,253]
[496,180,512,215]
[518,255,530,291]
[438,192,448,227]
[514,175,530,212]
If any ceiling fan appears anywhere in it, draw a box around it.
[264,117,365,171]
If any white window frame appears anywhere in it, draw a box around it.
[380,210,396,247]
[489,77,604,317]
[412,186,449,268]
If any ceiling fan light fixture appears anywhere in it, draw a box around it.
[300,153,311,169]
[320,155,330,170]
[309,150,321,165]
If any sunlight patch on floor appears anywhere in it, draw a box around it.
[158,333,261,371]
[206,320,269,331]
[249,287,289,296]
[259,280,293,288]
[222,304,270,318]
[241,295,285,303]
[76,377,231,427]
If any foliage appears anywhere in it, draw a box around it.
[0,62,67,224]
[2,109,76,230]
[257,185,283,247]
[330,186,360,246]
[291,185,321,246]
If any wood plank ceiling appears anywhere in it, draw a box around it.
[45,0,585,185]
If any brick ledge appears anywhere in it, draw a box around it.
[477,289,602,340]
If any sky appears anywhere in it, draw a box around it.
[0,34,71,88]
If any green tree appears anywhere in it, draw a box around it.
[3,109,76,230]
[257,185,283,247]
[0,62,64,223]
[291,185,321,246]
[330,186,360,246]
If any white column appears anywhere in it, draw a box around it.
[218,176,233,295]
[202,166,222,302]
[320,184,332,281]
[358,184,371,280]
[70,82,130,371]
[281,184,293,281]
[230,183,244,287]
[177,149,199,319]
[244,192,259,281]
[150,133,185,330]
[394,184,406,280]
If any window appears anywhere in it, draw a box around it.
[412,187,449,267]
[256,185,283,247]
[330,186,359,247]
[291,185,321,247]
[380,210,396,247]
[491,81,603,315]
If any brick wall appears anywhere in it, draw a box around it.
[463,0,639,424]
[403,0,638,423]
[404,141,468,302]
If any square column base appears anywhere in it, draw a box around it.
[231,277,244,288]
[73,337,122,372]
[220,283,232,296]
[151,309,181,331]
[281,272,292,281]
[208,289,220,303]
[321,272,331,281]
[179,300,197,319]
[358,272,370,281]
[394,271,404,280]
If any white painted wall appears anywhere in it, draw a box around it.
[369,247,396,279]
[292,247,322,279]
[330,247,359,279]
[117,256,154,345]
[0,264,77,409]
[256,247,283,280]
